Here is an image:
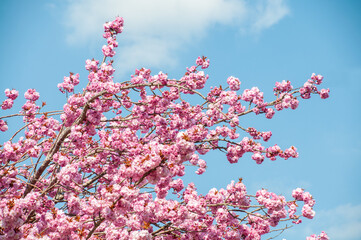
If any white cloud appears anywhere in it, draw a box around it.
[284,203,361,240]
[251,0,290,32]
[62,0,289,76]
[318,203,361,240]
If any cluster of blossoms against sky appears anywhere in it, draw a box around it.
[0,17,329,239]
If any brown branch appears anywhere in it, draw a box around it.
[86,217,105,240]
[23,91,107,197]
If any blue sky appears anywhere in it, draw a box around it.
[0,0,360,239]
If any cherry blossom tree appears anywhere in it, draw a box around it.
[0,17,330,240]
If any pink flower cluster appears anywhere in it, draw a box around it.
[266,145,299,160]
[0,89,19,131]
[274,93,299,111]
[103,16,124,35]
[256,189,288,227]
[273,80,293,94]
[300,73,329,99]
[85,59,99,72]
[24,89,39,101]
[247,127,272,141]
[227,76,241,91]
[1,89,19,111]
[58,73,80,93]
[291,188,316,219]
[307,231,329,240]
[195,56,210,69]
[225,136,298,164]
[0,119,8,132]
[102,17,124,57]
[20,89,41,122]
[0,17,330,239]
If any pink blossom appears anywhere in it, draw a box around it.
[107,36,118,47]
[1,99,13,110]
[273,80,293,94]
[170,179,184,192]
[58,73,80,93]
[265,108,275,119]
[281,146,299,159]
[5,89,19,100]
[319,88,330,99]
[292,188,304,201]
[262,131,272,141]
[306,231,329,240]
[310,73,323,85]
[302,204,315,219]
[0,17,330,239]
[227,76,241,91]
[252,152,265,164]
[290,98,299,109]
[195,56,210,69]
[102,44,115,57]
[129,230,151,239]
[85,59,99,71]
[103,16,124,34]
[24,88,40,101]
[0,119,8,132]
